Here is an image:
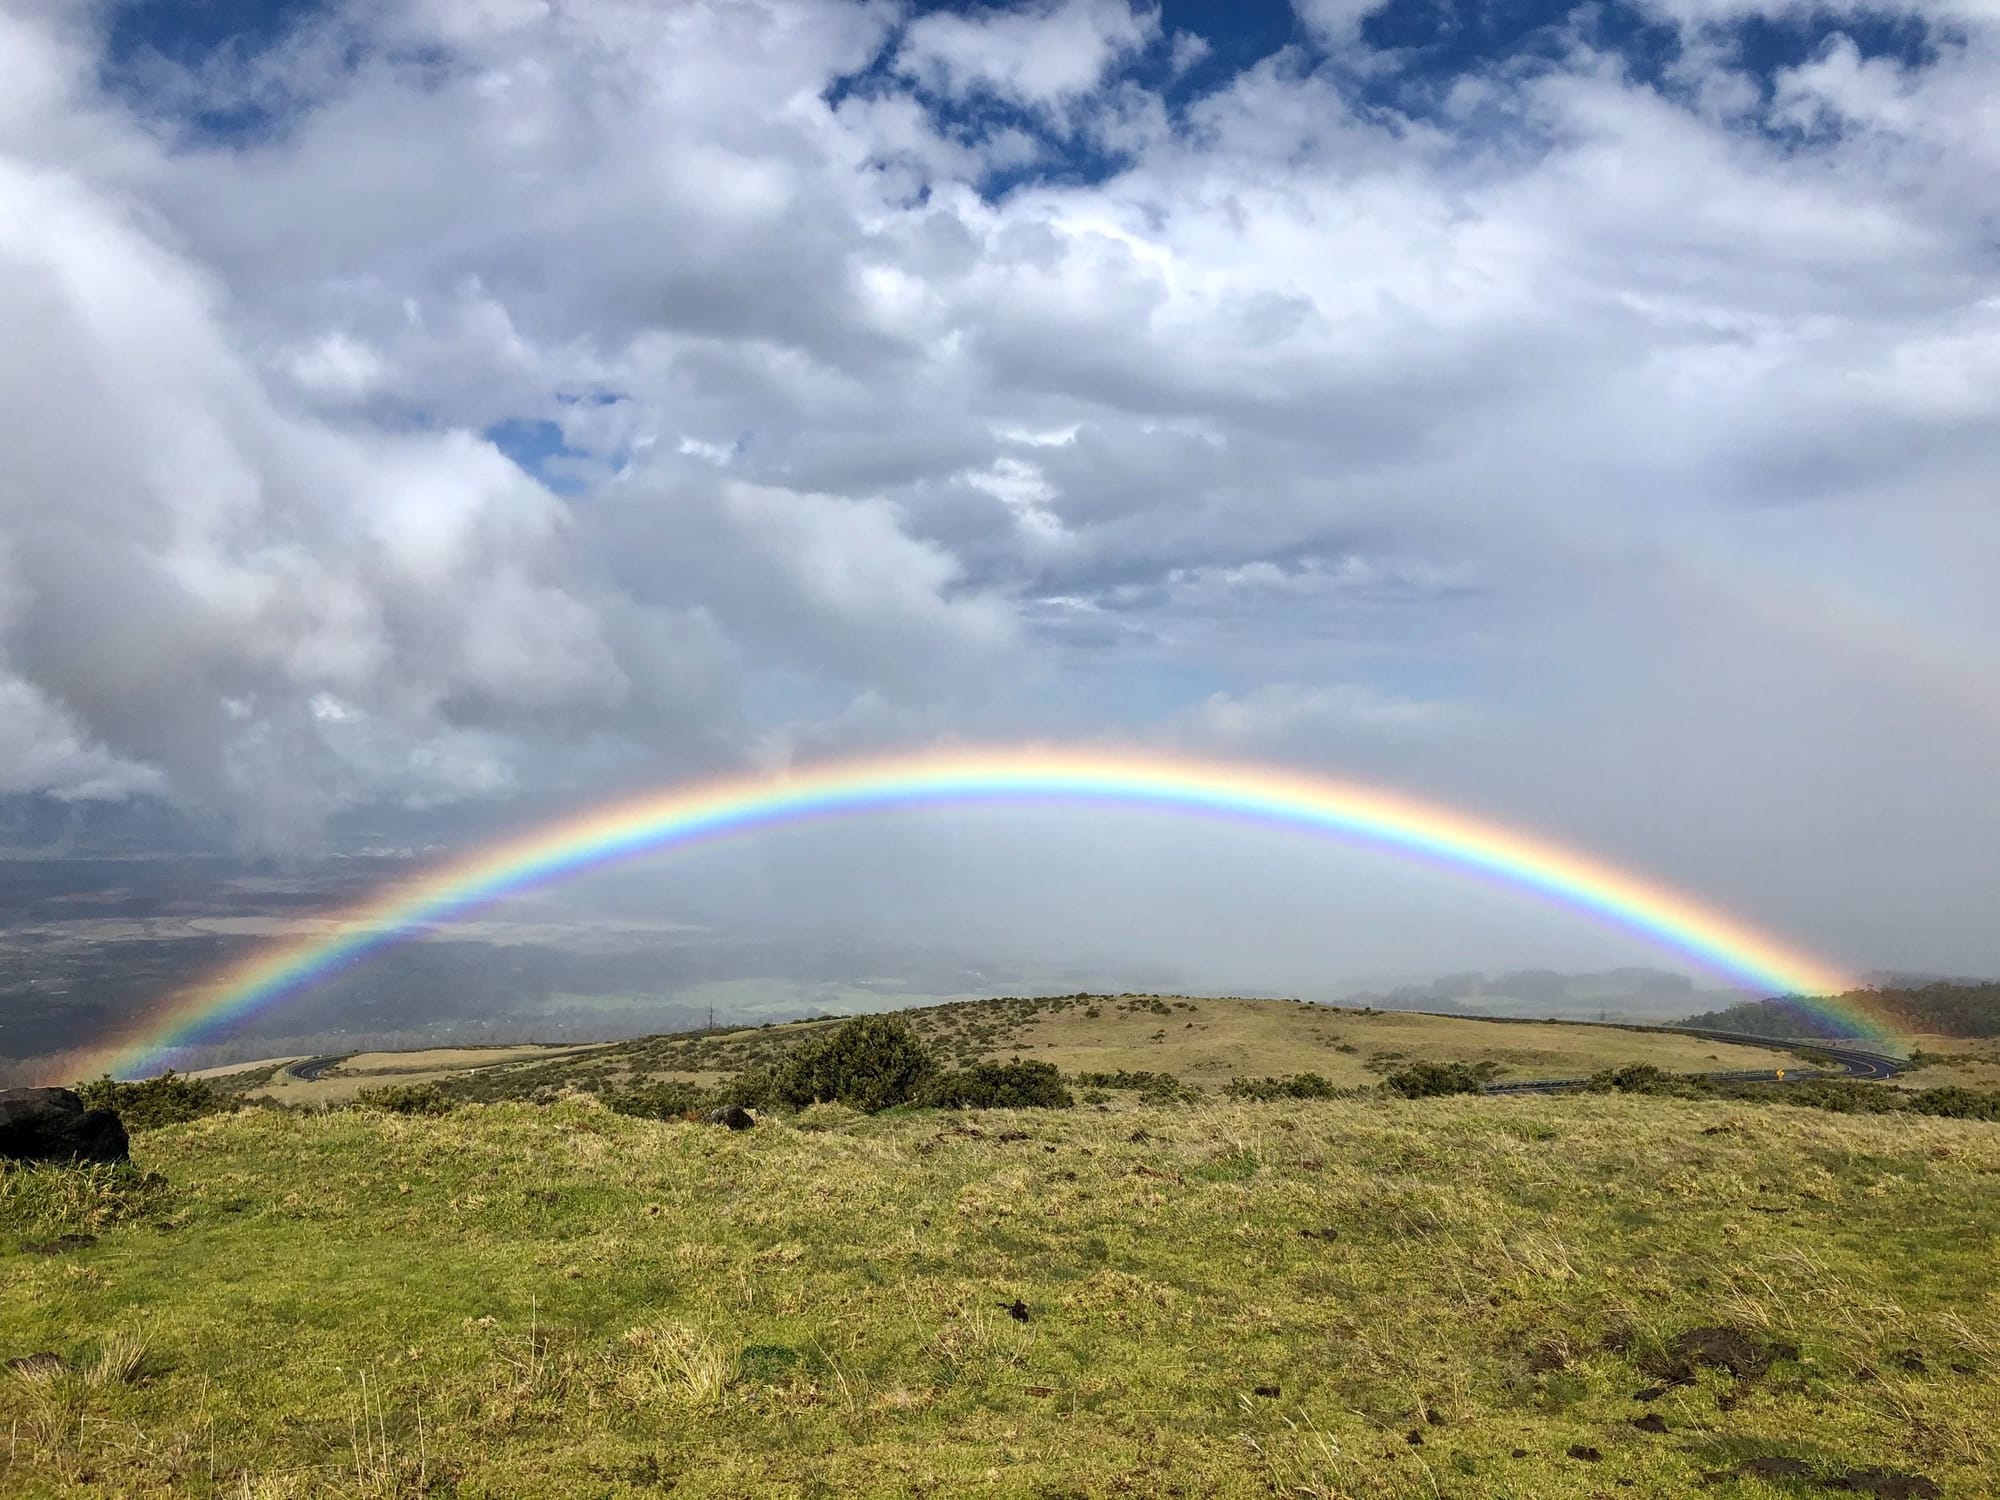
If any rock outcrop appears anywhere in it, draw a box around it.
[0,1087,130,1164]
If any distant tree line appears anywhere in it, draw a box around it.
[1683,981,2000,1040]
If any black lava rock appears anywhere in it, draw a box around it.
[0,1088,130,1165]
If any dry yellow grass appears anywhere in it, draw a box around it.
[1890,1035,2000,1090]
[244,1043,613,1104]
[947,995,1793,1085]
[181,1055,307,1080]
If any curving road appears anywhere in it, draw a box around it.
[1482,1027,1902,1096]
[284,1054,351,1083]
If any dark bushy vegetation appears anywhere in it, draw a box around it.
[75,1071,236,1130]
[351,1082,456,1116]
[1073,1069,1203,1104]
[1074,1069,1178,1091]
[602,1080,710,1120]
[1711,1078,2000,1121]
[1576,1060,2000,1121]
[1585,1063,1700,1096]
[1380,1060,1499,1098]
[1224,1072,1344,1101]
[772,1015,938,1113]
[919,1058,1073,1110]
[1684,981,2000,1040]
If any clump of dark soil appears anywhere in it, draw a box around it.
[1640,1324,1798,1389]
[1827,1467,1943,1498]
[1630,1413,1669,1433]
[1566,1444,1602,1462]
[1523,1335,1570,1374]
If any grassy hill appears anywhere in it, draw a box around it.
[6,1089,1995,1498]
[230,994,1802,1107]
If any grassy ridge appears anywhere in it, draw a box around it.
[5,1093,1997,1497]
[233,995,1803,1109]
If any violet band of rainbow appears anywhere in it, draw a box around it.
[75,749,1876,1079]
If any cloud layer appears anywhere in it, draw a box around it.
[3,0,1997,974]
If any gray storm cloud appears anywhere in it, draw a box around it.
[1,0,1997,976]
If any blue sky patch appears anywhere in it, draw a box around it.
[485,418,591,497]
[109,1,1952,164]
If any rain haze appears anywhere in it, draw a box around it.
[4,0,2000,1069]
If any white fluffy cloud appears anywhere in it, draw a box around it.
[2,0,1998,972]
[897,0,1160,108]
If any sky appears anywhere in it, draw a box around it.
[2,0,1998,989]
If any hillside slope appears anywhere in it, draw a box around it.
[243,993,1801,1106]
[4,1095,1994,1497]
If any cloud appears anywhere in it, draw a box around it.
[1165,681,1477,751]
[896,0,1160,109]
[1290,0,1390,45]
[2,0,1998,979]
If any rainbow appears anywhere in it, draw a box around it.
[65,748,1891,1080]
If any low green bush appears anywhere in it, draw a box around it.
[920,1058,1074,1110]
[74,1071,236,1130]
[713,1066,780,1113]
[1073,1069,1179,1092]
[772,1016,938,1114]
[1907,1085,2000,1121]
[1381,1061,1498,1098]
[1224,1072,1343,1101]
[603,1080,709,1120]
[1584,1063,1696,1095]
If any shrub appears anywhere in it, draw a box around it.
[1712,1079,1892,1113]
[1905,1086,2000,1121]
[1224,1072,1343,1101]
[713,1067,779,1114]
[604,1081,710,1121]
[351,1082,456,1116]
[771,1015,937,1113]
[920,1059,1074,1110]
[74,1072,235,1131]
[1381,1061,1498,1098]
[1073,1069,1178,1092]
[1585,1063,1686,1095]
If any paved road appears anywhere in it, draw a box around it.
[284,1054,351,1083]
[1482,1028,1903,1096]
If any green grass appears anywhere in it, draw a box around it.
[5,1093,1997,1497]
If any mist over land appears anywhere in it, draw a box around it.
[0,793,1786,1079]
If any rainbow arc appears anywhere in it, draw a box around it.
[66,749,1884,1081]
